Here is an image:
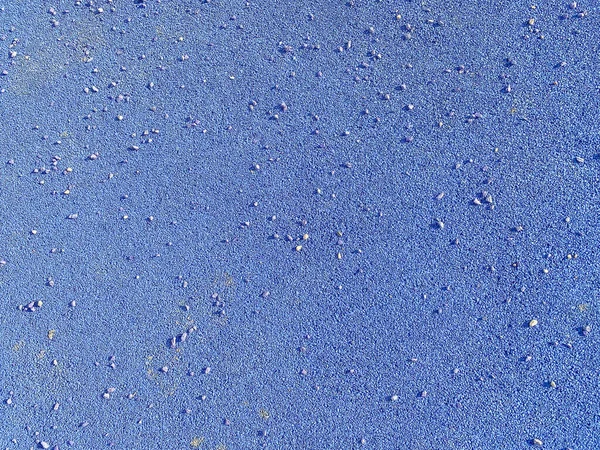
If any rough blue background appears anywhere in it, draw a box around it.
[1,1,599,449]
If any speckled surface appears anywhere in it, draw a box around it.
[0,1,599,449]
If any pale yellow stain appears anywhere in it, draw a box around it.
[190,436,204,448]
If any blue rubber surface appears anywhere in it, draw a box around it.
[1,1,599,449]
